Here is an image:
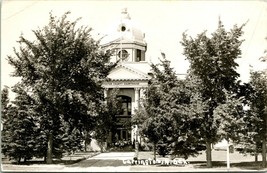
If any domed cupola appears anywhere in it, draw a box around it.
[101,8,147,63]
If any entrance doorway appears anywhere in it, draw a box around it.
[112,95,132,147]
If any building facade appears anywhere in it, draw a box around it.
[101,8,151,147]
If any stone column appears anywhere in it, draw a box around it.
[134,88,140,112]
[104,88,108,104]
[139,88,145,107]
[103,88,111,145]
[134,88,140,147]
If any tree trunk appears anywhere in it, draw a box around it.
[153,142,156,160]
[206,141,212,168]
[84,141,87,152]
[100,142,104,153]
[263,112,267,168]
[255,145,258,162]
[84,130,91,152]
[84,131,87,152]
[262,137,266,168]
[46,132,53,164]
[135,141,139,159]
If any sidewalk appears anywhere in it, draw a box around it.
[60,151,100,163]
[88,152,135,160]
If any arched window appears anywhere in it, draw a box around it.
[117,95,131,116]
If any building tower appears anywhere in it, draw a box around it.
[102,8,151,147]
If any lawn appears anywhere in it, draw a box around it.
[136,150,265,170]
[1,151,99,165]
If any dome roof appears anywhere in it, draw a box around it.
[101,8,146,46]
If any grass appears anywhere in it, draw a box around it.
[2,151,99,165]
[136,150,266,170]
[189,161,263,170]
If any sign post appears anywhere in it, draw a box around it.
[226,140,230,170]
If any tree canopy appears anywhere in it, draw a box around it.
[181,19,246,167]
[5,11,114,163]
[133,57,206,160]
[244,71,267,167]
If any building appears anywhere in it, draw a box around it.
[101,8,151,147]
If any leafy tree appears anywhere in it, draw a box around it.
[227,82,258,159]
[244,71,267,167]
[32,91,66,161]
[61,120,84,156]
[1,86,10,121]
[213,90,245,143]
[1,86,12,144]
[7,12,114,163]
[94,88,123,151]
[1,86,12,158]
[181,19,246,167]
[133,58,205,160]
[171,78,209,159]
[221,59,265,164]
[2,84,37,163]
[133,58,179,159]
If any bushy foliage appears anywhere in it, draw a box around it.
[2,84,37,163]
[93,88,123,151]
[181,19,246,167]
[5,12,113,163]
[133,58,206,159]
[243,71,267,166]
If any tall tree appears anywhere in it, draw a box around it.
[7,12,114,163]
[2,84,37,163]
[137,58,180,159]
[181,19,246,167]
[1,86,10,122]
[1,86,12,159]
[133,57,205,160]
[245,71,267,167]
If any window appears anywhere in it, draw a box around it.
[136,49,141,62]
[117,49,128,61]
[118,95,131,116]
[122,130,127,139]
[121,26,126,32]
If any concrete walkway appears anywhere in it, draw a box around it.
[88,152,135,160]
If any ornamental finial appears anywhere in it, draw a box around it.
[121,7,131,20]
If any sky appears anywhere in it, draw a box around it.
[1,0,267,93]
